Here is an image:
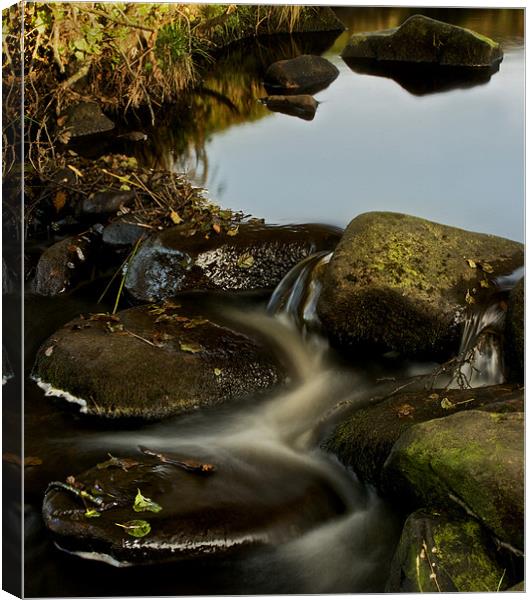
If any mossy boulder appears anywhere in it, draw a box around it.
[505,278,524,383]
[341,15,503,68]
[317,212,523,359]
[383,410,524,551]
[325,384,523,488]
[125,222,342,302]
[386,509,506,592]
[264,55,339,94]
[32,227,102,296]
[261,95,318,121]
[32,301,285,420]
[42,449,347,565]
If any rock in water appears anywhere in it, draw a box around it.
[382,410,524,552]
[317,212,523,359]
[32,302,285,420]
[59,102,115,139]
[42,450,347,565]
[261,95,318,121]
[386,509,506,592]
[80,190,135,216]
[341,15,503,68]
[505,278,524,382]
[264,55,339,94]
[125,222,342,302]
[325,384,523,488]
[32,227,102,296]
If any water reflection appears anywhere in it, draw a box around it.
[133,7,523,242]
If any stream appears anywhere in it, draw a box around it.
[14,6,524,597]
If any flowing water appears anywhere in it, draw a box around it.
[16,6,524,597]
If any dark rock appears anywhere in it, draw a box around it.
[80,190,136,216]
[32,301,286,420]
[42,449,347,565]
[382,410,524,551]
[103,216,147,247]
[325,384,523,488]
[505,278,523,383]
[32,227,102,296]
[261,95,318,121]
[342,15,503,68]
[317,212,523,359]
[3,346,14,385]
[386,509,506,592]
[507,582,525,592]
[264,55,339,94]
[343,57,499,96]
[125,222,342,302]
[60,102,115,139]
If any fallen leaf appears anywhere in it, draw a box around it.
[466,259,477,268]
[212,223,221,234]
[97,455,140,471]
[227,226,239,237]
[85,509,101,518]
[133,489,162,513]
[481,262,494,273]
[170,211,182,224]
[53,190,67,212]
[465,290,475,305]
[396,403,415,418]
[115,519,151,538]
[237,253,254,269]
[183,318,208,329]
[440,398,454,410]
[214,368,222,377]
[180,342,202,354]
[45,346,54,357]
[428,393,439,400]
[480,278,490,288]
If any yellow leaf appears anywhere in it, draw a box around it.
[237,253,254,269]
[214,368,222,377]
[480,278,490,288]
[465,290,475,304]
[227,226,239,237]
[466,259,477,268]
[180,342,202,354]
[482,262,494,273]
[170,211,182,224]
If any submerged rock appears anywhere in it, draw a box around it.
[60,102,115,139]
[383,410,524,551]
[125,222,342,302]
[505,278,524,383]
[32,302,285,420]
[326,384,523,488]
[342,15,503,68]
[264,55,339,94]
[386,509,506,592]
[42,449,347,565]
[103,215,147,247]
[317,212,523,359]
[261,95,318,121]
[32,227,102,296]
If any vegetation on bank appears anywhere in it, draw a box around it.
[2,3,340,239]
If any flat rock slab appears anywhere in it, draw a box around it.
[42,450,347,565]
[264,55,339,94]
[261,95,318,121]
[386,509,506,592]
[32,302,285,420]
[60,102,115,138]
[383,410,524,551]
[326,384,523,488]
[125,222,342,302]
[342,15,503,68]
[317,212,523,359]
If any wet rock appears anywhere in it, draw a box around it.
[386,509,506,592]
[80,190,136,216]
[317,212,523,359]
[32,302,286,420]
[102,216,146,247]
[42,449,347,565]
[59,102,115,139]
[125,222,342,302]
[264,55,339,94]
[325,384,523,488]
[32,227,102,296]
[342,15,503,68]
[383,410,524,551]
[261,95,318,121]
[505,278,523,383]
[3,346,14,385]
